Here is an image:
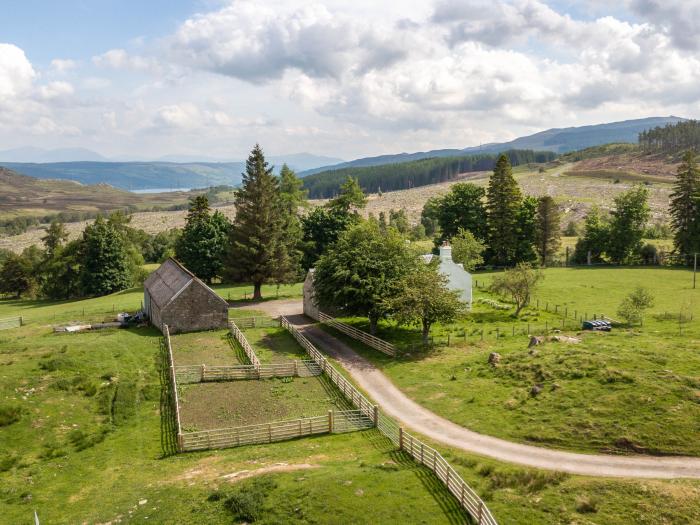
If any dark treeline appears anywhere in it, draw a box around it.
[302,149,557,198]
[639,120,700,154]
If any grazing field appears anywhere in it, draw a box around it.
[1,286,700,523]
[330,267,700,456]
[243,325,311,362]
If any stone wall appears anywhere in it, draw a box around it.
[161,282,229,334]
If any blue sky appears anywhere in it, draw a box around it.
[0,0,698,160]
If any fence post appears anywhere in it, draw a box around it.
[447,334,450,346]
[201,364,205,382]
[19,316,23,327]
[478,501,484,524]
[177,432,183,452]
[294,360,299,376]
[399,427,404,450]
[328,410,333,433]
[373,405,379,427]
[545,321,548,333]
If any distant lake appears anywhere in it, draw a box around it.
[130,187,193,194]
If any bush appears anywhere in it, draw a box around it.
[39,356,74,372]
[223,478,277,522]
[617,287,655,326]
[0,404,23,427]
[0,453,20,472]
[68,427,110,451]
[575,495,599,513]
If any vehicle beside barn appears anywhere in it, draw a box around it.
[144,258,228,334]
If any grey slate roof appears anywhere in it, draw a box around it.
[144,258,227,309]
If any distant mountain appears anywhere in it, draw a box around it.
[299,116,686,176]
[0,162,246,191]
[0,147,109,163]
[0,153,345,191]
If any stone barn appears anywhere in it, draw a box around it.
[143,258,229,334]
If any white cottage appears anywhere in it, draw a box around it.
[423,242,473,307]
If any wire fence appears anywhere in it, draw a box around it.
[0,316,22,330]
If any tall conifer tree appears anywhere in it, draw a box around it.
[670,150,700,256]
[535,195,562,266]
[486,154,522,265]
[225,145,291,300]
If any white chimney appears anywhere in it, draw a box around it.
[439,241,452,261]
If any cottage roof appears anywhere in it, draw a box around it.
[144,258,227,309]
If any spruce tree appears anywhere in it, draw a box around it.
[175,195,230,283]
[535,195,562,266]
[225,144,291,300]
[80,216,131,296]
[277,164,306,283]
[487,154,522,265]
[514,196,538,264]
[670,150,700,256]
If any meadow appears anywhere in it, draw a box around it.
[331,267,700,456]
[1,279,700,523]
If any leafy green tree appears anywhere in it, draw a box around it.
[563,220,579,237]
[389,209,410,234]
[487,154,522,265]
[301,176,367,269]
[225,145,294,299]
[490,263,542,317]
[435,183,487,244]
[573,207,610,264]
[514,196,538,264]
[313,220,416,334]
[106,211,149,286]
[450,228,485,271]
[80,216,132,296]
[617,287,654,326]
[41,220,68,258]
[535,196,562,266]
[142,229,180,263]
[327,176,366,213]
[670,151,700,255]
[41,240,82,300]
[175,195,230,283]
[607,185,650,264]
[0,252,36,298]
[383,263,465,344]
[420,196,441,238]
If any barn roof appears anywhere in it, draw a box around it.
[144,258,227,309]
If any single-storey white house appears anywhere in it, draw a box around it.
[422,242,473,307]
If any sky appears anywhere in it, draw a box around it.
[1,0,699,161]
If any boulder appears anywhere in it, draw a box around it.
[488,352,501,366]
[530,384,543,397]
[528,336,544,348]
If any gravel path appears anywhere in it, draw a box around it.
[239,299,700,478]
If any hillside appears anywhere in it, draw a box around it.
[0,167,195,222]
[302,149,556,198]
[300,116,685,176]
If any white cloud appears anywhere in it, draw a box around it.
[92,48,154,71]
[0,43,35,98]
[50,58,78,73]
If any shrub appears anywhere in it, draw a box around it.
[68,428,109,451]
[575,495,599,513]
[0,453,20,472]
[39,356,74,372]
[617,287,655,326]
[223,478,277,522]
[0,404,23,427]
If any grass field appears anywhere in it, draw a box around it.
[331,267,700,456]
[243,325,311,362]
[2,283,700,523]
[171,329,244,366]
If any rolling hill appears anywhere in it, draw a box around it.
[300,116,685,176]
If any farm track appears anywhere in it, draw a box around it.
[241,299,700,479]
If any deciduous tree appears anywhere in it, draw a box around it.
[313,221,415,334]
[617,287,654,326]
[80,216,131,296]
[383,263,466,345]
[607,185,650,264]
[450,228,485,271]
[490,263,542,317]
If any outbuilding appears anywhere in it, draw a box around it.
[143,258,229,334]
[422,242,473,307]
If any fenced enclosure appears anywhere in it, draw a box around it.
[180,409,374,451]
[230,320,261,367]
[318,311,396,356]
[280,317,497,525]
[163,325,185,451]
[229,316,281,329]
[0,316,22,330]
[174,360,322,384]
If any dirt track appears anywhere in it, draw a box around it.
[245,299,700,479]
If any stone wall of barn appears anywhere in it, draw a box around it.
[161,282,229,334]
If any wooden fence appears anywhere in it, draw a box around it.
[230,317,281,329]
[174,360,322,384]
[318,312,396,356]
[0,316,22,330]
[229,320,261,368]
[163,325,185,451]
[180,409,374,451]
[281,316,498,525]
